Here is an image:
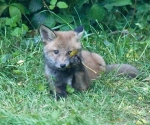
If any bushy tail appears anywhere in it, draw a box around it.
[106,64,139,78]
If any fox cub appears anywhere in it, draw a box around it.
[40,25,139,98]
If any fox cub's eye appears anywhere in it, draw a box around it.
[53,50,59,54]
[68,51,72,55]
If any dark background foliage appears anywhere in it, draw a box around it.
[1,0,150,31]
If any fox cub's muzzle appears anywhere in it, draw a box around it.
[60,63,66,68]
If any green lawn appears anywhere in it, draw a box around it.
[0,32,150,125]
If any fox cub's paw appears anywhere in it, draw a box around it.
[50,90,67,100]
[69,55,81,66]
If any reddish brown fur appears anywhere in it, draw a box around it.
[40,25,139,98]
[72,50,106,90]
[52,31,82,50]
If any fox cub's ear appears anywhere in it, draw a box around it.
[74,26,84,39]
[40,25,56,42]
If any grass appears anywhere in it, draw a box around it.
[0,26,150,125]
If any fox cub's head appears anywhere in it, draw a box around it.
[40,25,84,69]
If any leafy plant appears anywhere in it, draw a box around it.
[49,0,68,10]
[28,0,70,28]
[0,0,30,39]
[0,0,150,44]
[0,0,29,25]
[0,16,29,38]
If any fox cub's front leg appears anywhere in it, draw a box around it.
[45,65,68,99]
[47,76,68,99]
[70,55,90,91]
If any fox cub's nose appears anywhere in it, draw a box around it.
[60,64,66,68]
